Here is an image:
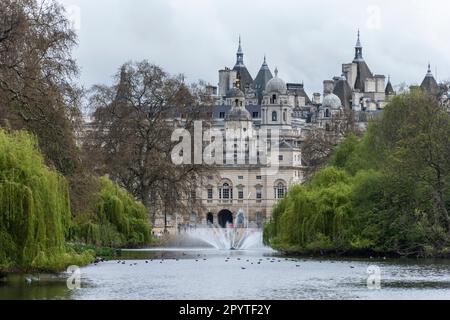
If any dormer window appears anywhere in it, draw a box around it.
[271,94,277,104]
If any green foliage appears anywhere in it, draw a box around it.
[265,91,450,257]
[70,177,152,248]
[0,130,94,272]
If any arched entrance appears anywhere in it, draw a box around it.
[207,212,214,225]
[218,210,233,228]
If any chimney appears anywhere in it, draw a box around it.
[323,80,334,95]
[313,93,321,104]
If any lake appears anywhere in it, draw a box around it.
[1,247,450,300]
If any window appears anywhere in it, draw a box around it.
[277,183,286,199]
[325,109,330,118]
[272,111,278,122]
[221,183,232,199]
[222,183,230,199]
[238,176,244,180]
[238,190,244,199]
[256,189,262,199]
[207,188,213,199]
[191,189,196,200]
[271,94,277,104]
[256,176,262,180]
[252,112,259,118]
[279,155,284,161]
[283,111,287,122]
[219,112,225,119]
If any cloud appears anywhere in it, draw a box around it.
[58,0,450,95]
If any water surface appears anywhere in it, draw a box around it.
[2,248,450,300]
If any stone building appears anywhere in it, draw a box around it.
[174,31,393,230]
[89,32,398,231]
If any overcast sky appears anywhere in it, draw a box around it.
[58,0,450,95]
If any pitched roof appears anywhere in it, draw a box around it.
[233,65,254,93]
[351,30,374,92]
[253,56,273,103]
[333,77,352,109]
[420,64,440,96]
[287,83,312,104]
[385,77,395,96]
[233,36,253,93]
[353,60,373,92]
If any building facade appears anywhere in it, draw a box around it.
[172,31,395,230]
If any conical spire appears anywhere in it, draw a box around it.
[354,29,363,61]
[260,54,269,70]
[426,62,433,77]
[385,75,395,96]
[232,35,253,92]
[355,29,362,48]
[253,55,273,103]
[235,35,244,67]
[421,63,439,96]
[238,35,243,53]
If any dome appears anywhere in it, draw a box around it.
[265,68,287,94]
[322,93,342,109]
[225,107,252,121]
[226,87,245,98]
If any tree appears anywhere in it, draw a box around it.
[380,92,450,230]
[302,108,362,178]
[85,61,212,225]
[0,0,82,176]
[265,91,450,257]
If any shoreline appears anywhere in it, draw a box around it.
[272,245,450,260]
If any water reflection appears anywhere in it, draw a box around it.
[1,249,450,300]
[0,274,71,300]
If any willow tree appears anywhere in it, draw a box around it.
[71,176,152,248]
[0,130,92,272]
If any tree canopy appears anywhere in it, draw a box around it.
[265,91,450,257]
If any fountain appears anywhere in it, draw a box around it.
[185,209,264,250]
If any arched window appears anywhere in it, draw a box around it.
[272,111,278,122]
[221,183,232,199]
[283,111,287,122]
[275,182,286,199]
[325,109,330,118]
